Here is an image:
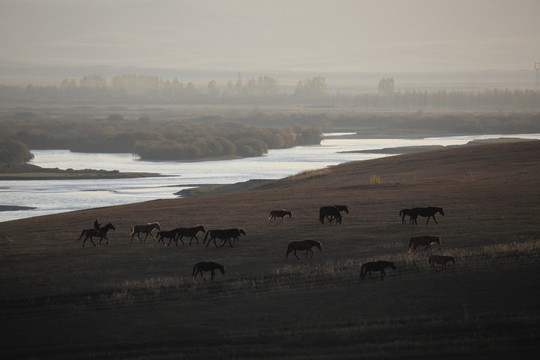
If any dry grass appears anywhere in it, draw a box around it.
[1,140,540,359]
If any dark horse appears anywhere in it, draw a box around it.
[399,208,416,224]
[268,209,293,223]
[156,228,180,246]
[360,261,396,280]
[78,222,115,248]
[192,261,225,280]
[204,228,246,248]
[409,207,444,224]
[130,222,161,243]
[429,255,456,270]
[408,235,441,253]
[175,225,206,246]
[286,240,322,259]
[319,206,342,224]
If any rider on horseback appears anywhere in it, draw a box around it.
[93,218,101,236]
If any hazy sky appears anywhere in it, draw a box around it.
[1,0,539,73]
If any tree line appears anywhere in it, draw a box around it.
[0,117,322,161]
[2,74,539,110]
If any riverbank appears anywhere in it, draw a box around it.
[0,162,162,180]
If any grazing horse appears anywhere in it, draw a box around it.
[130,222,161,243]
[360,261,396,280]
[319,206,342,224]
[78,222,116,248]
[335,205,349,214]
[399,208,416,224]
[429,255,456,270]
[176,225,206,246]
[408,235,441,254]
[156,228,180,246]
[410,207,444,224]
[192,261,225,280]
[286,240,322,259]
[268,209,293,223]
[204,228,246,248]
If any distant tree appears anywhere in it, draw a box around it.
[377,78,395,96]
[80,74,107,89]
[207,80,220,97]
[0,140,34,163]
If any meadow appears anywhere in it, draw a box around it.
[1,140,540,359]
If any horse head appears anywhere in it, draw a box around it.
[438,208,445,216]
[389,262,396,271]
[104,223,115,231]
[315,241,322,251]
[239,229,246,236]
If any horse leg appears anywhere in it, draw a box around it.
[381,270,386,280]
[433,216,438,224]
[210,270,216,280]
[294,250,300,259]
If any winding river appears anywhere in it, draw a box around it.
[1,133,539,222]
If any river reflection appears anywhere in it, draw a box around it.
[1,133,539,222]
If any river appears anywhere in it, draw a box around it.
[1,133,539,222]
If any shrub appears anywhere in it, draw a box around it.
[0,140,34,163]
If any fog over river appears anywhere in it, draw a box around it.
[1,133,539,222]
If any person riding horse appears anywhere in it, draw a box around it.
[93,218,101,235]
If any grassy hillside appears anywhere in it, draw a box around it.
[1,140,540,359]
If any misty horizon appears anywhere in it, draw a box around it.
[1,0,539,88]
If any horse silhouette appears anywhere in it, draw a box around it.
[429,255,455,270]
[130,222,161,243]
[319,206,342,224]
[360,261,396,280]
[286,240,322,259]
[204,228,246,248]
[399,208,416,224]
[156,228,180,246]
[268,209,293,223]
[176,225,206,246]
[78,222,115,248]
[192,262,225,280]
[408,207,444,224]
[408,235,441,253]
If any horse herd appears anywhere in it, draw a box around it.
[77,205,454,280]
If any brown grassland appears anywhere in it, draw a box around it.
[2,140,540,359]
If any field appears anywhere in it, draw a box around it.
[2,140,540,359]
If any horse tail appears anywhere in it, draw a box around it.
[360,264,366,280]
[399,209,403,217]
[192,263,198,276]
[319,208,325,224]
[204,231,211,242]
[408,238,413,253]
[130,226,135,236]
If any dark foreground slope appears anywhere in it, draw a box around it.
[1,141,540,359]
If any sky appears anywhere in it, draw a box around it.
[1,0,539,75]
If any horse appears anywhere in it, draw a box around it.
[268,209,293,223]
[408,235,441,254]
[286,240,322,259]
[410,207,444,224]
[176,225,206,246]
[360,261,396,280]
[192,261,225,280]
[335,205,349,214]
[78,222,115,248]
[156,228,180,246]
[429,255,456,270]
[399,208,416,224]
[130,222,161,243]
[204,228,246,248]
[319,206,342,224]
